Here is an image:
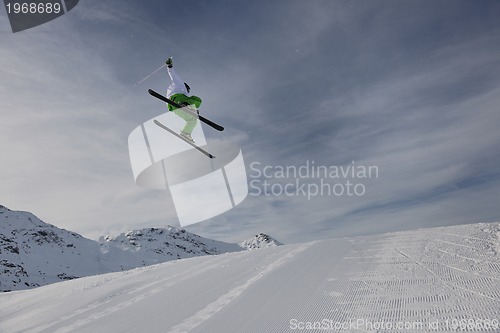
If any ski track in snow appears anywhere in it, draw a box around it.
[0,222,499,333]
[168,243,311,333]
[11,250,257,333]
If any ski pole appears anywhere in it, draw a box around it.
[135,63,167,86]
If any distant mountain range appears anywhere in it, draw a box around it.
[0,205,282,292]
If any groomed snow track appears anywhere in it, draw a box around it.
[1,222,499,333]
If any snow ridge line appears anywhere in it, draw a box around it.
[168,243,311,333]
[394,249,499,302]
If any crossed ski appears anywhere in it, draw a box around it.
[148,89,224,158]
[148,89,224,131]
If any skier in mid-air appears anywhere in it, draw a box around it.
[165,57,202,143]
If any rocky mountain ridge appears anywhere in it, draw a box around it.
[0,205,282,292]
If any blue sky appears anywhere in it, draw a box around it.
[1,0,499,243]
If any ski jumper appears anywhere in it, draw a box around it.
[166,67,202,135]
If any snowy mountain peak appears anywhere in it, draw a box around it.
[100,226,242,261]
[1,205,281,292]
[1,207,104,292]
[240,233,283,250]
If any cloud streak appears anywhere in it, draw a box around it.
[1,0,499,243]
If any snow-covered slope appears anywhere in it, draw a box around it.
[0,205,257,292]
[1,222,498,333]
[240,232,283,250]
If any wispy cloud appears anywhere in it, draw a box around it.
[188,2,500,242]
[1,0,499,243]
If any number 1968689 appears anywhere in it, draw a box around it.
[6,2,61,14]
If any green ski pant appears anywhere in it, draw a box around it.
[173,108,197,135]
[168,93,202,135]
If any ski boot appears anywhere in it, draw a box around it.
[166,57,173,68]
[180,131,195,143]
